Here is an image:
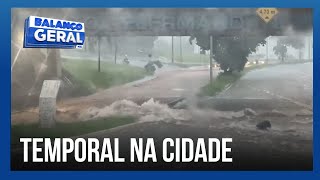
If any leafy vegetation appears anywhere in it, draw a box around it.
[273,42,288,62]
[199,64,272,96]
[190,35,267,73]
[273,37,305,62]
[199,72,242,96]
[62,58,150,93]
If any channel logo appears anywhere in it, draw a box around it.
[24,16,85,49]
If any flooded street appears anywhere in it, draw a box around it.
[11,8,313,171]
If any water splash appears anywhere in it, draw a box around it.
[79,98,312,139]
[80,98,191,122]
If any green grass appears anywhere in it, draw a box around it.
[62,58,149,93]
[11,116,135,147]
[174,54,210,64]
[199,64,273,96]
[199,72,242,96]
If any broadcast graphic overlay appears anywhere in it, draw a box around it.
[11,8,313,171]
[23,16,85,49]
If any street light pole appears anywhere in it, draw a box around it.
[172,36,174,63]
[266,36,269,64]
[114,37,118,64]
[98,36,101,72]
[210,35,213,84]
[180,36,183,62]
[308,36,311,60]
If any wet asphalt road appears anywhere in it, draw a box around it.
[217,62,313,110]
[11,63,313,170]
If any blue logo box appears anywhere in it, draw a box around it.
[23,16,85,49]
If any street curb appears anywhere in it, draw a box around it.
[123,75,158,87]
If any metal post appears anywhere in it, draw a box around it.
[56,50,62,78]
[114,39,118,64]
[172,36,174,63]
[210,35,213,84]
[84,36,87,51]
[180,36,183,62]
[98,37,101,72]
[266,36,269,64]
[308,36,311,60]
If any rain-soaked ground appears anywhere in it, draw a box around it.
[11,62,313,170]
[217,62,313,109]
[11,97,313,170]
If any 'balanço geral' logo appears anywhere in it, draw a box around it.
[24,16,85,49]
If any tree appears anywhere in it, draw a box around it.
[273,36,305,62]
[280,36,305,60]
[273,41,287,62]
[190,34,266,73]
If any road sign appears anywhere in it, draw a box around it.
[256,8,278,23]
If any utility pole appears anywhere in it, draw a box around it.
[114,37,118,64]
[180,36,183,62]
[84,36,87,51]
[98,36,101,72]
[172,36,174,63]
[308,36,311,60]
[209,35,213,84]
[266,36,269,64]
